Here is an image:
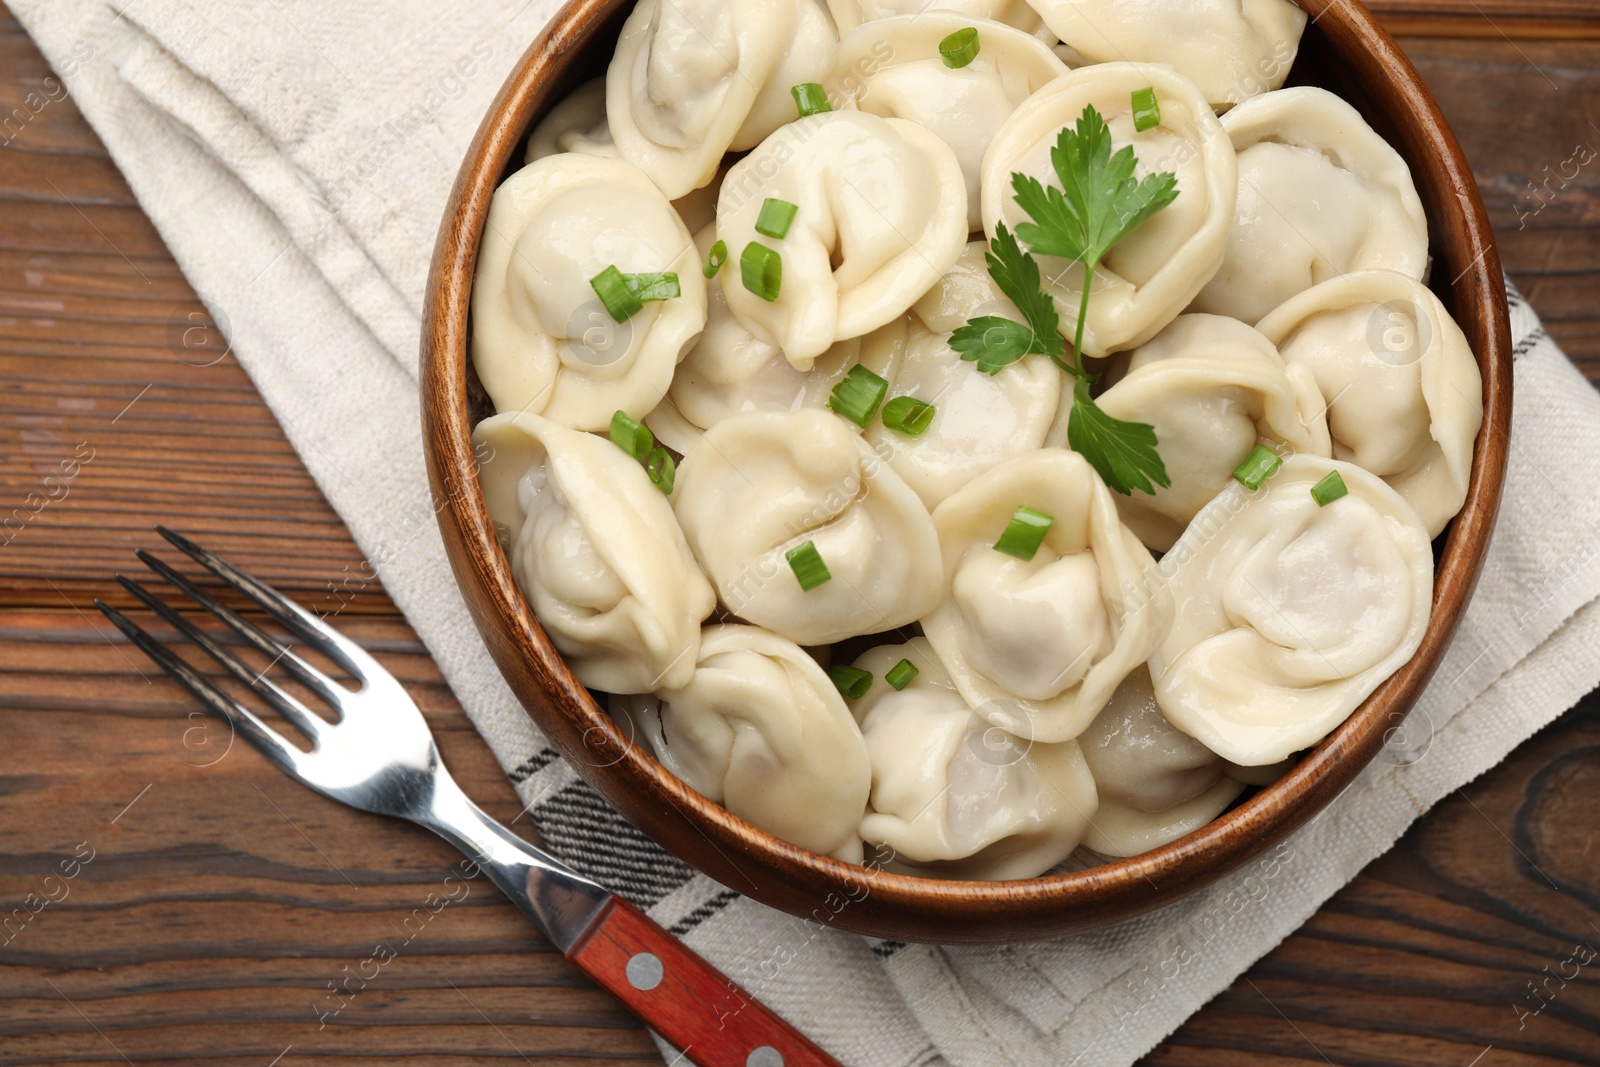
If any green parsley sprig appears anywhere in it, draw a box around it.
[952,101,1179,496]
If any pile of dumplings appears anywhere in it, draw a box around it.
[469,0,1484,879]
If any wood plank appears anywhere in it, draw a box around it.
[1369,1,1600,40]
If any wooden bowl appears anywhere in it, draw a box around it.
[421,0,1512,944]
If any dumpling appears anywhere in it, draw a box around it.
[673,409,943,645]
[1089,313,1331,552]
[981,64,1237,357]
[1191,87,1430,324]
[827,0,1053,40]
[717,111,968,368]
[525,78,615,162]
[922,449,1173,743]
[618,625,871,860]
[1256,270,1483,538]
[849,640,1099,879]
[669,226,910,439]
[1076,667,1244,858]
[864,242,1066,509]
[1149,456,1433,766]
[606,0,836,201]
[831,15,1067,229]
[1028,0,1306,110]
[471,154,706,430]
[472,412,716,694]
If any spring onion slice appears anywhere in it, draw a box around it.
[993,505,1054,561]
[740,242,783,302]
[828,664,873,700]
[786,540,832,591]
[645,446,676,495]
[939,27,979,68]
[1131,86,1161,132]
[1310,470,1349,507]
[1232,444,1283,490]
[791,82,832,117]
[590,265,643,323]
[881,396,935,436]
[755,198,799,240]
[827,365,889,428]
[625,272,680,303]
[885,659,919,691]
[703,240,728,279]
[609,410,654,461]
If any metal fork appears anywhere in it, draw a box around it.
[96,527,839,1067]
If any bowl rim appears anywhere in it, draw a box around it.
[420,0,1513,943]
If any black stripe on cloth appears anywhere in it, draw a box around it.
[668,888,741,936]
[872,939,906,960]
[1513,327,1547,361]
[1505,279,1525,309]
[531,781,695,908]
[508,746,562,785]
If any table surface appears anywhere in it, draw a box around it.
[3,3,1600,1065]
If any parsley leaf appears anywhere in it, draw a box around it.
[1013,106,1179,270]
[950,224,1063,374]
[1066,379,1172,496]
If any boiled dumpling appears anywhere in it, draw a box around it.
[472,412,716,693]
[865,241,1066,509]
[1028,0,1306,110]
[673,409,943,645]
[619,625,871,860]
[525,78,615,162]
[668,226,910,441]
[1256,270,1483,538]
[850,639,1099,879]
[718,111,968,368]
[607,0,836,200]
[471,154,706,430]
[1149,456,1433,765]
[922,450,1173,743]
[1191,87,1430,324]
[831,15,1067,230]
[1076,667,1244,857]
[1089,313,1332,552]
[827,0,1053,40]
[981,64,1236,357]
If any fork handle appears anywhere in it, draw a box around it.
[567,895,842,1067]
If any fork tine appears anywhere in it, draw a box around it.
[115,573,332,744]
[154,525,381,683]
[134,548,347,707]
[95,599,308,776]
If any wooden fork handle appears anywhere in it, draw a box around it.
[567,896,842,1067]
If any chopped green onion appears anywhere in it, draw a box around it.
[786,540,832,591]
[740,242,783,302]
[755,198,799,240]
[645,446,676,495]
[590,265,643,323]
[791,82,832,117]
[827,365,889,428]
[609,410,654,461]
[881,396,935,436]
[1131,87,1161,132]
[1232,444,1283,490]
[828,664,873,700]
[885,658,919,691]
[1310,470,1348,507]
[624,271,680,303]
[703,240,728,278]
[939,27,980,69]
[993,505,1054,562]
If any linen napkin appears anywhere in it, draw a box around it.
[13,1,1600,1063]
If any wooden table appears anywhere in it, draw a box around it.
[2,3,1598,1064]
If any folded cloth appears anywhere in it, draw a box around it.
[13,2,1600,1063]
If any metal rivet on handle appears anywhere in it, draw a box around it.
[747,1047,783,1067]
[625,952,663,991]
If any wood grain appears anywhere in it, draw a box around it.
[1,0,1598,1064]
